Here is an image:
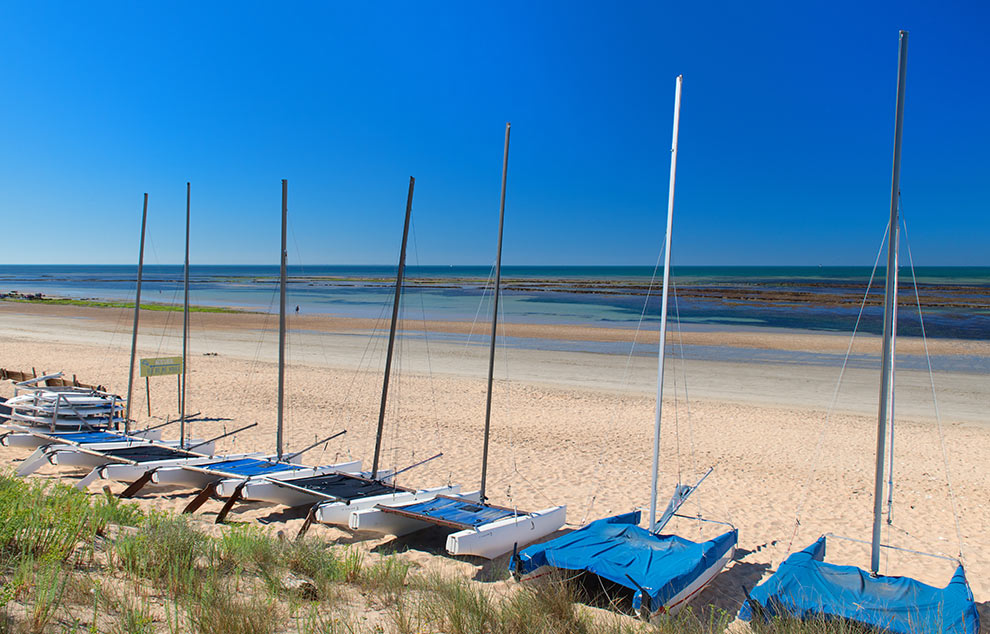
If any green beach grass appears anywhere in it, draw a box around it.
[1,297,246,314]
[0,472,879,633]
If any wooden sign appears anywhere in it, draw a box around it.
[139,356,184,377]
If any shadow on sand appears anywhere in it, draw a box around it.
[975,601,989,633]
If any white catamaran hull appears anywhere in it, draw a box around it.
[150,455,306,489]
[347,490,481,534]
[312,484,465,527]
[0,428,162,449]
[16,439,194,477]
[649,545,735,619]
[214,461,364,500]
[447,505,567,560]
[235,468,394,507]
[47,441,215,470]
[96,452,261,484]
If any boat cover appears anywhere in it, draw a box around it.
[100,445,198,462]
[384,496,517,529]
[516,511,738,613]
[287,473,396,501]
[194,457,303,477]
[738,537,980,634]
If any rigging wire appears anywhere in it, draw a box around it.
[409,219,446,453]
[461,264,497,352]
[785,223,890,560]
[901,219,966,563]
[672,282,698,476]
[578,245,665,526]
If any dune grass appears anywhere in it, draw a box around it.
[0,471,897,633]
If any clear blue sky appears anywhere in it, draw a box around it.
[1,1,987,266]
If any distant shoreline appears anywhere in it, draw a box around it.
[2,296,988,361]
[0,293,244,314]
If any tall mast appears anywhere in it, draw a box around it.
[370,176,416,479]
[180,183,190,448]
[885,220,900,524]
[277,179,288,460]
[124,194,149,433]
[479,122,511,503]
[872,30,908,574]
[649,75,682,533]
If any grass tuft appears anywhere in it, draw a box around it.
[188,581,281,634]
[114,512,207,598]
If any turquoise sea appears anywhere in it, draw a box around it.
[1,264,988,341]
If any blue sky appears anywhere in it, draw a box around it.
[0,1,987,266]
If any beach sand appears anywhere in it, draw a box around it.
[1,301,988,624]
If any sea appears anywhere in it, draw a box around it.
[1,265,988,342]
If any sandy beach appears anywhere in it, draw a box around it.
[1,301,988,624]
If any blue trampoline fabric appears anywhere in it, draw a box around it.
[52,431,128,443]
[397,496,517,528]
[738,537,980,634]
[516,511,737,613]
[198,458,303,477]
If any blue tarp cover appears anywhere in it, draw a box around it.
[738,536,980,634]
[197,458,303,477]
[394,496,517,528]
[516,511,737,613]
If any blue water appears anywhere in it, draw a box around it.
[1,264,988,340]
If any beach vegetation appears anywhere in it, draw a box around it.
[1,296,245,314]
[0,470,931,633]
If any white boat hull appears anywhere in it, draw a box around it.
[649,545,735,618]
[346,488,478,534]
[150,454,303,489]
[304,484,460,528]
[96,451,256,483]
[47,441,214,470]
[214,461,363,500]
[446,505,567,560]
[0,428,162,449]
[518,538,735,618]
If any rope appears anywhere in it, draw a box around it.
[578,245,665,526]
[901,220,966,563]
[785,224,889,559]
[672,282,699,479]
[461,264,496,352]
[409,220,445,452]
[671,282,731,526]
[151,279,182,358]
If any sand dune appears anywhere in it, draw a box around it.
[1,303,987,623]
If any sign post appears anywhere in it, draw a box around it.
[139,356,184,416]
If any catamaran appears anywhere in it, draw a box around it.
[514,77,737,618]
[2,374,125,432]
[738,32,979,634]
[210,176,462,526]
[122,180,356,513]
[345,124,567,560]
[9,189,233,483]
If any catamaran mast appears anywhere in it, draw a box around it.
[180,183,190,449]
[370,176,416,480]
[871,30,908,574]
[885,220,900,524]
[649,75,682,533]
[479,122,511,503]
[124,193,149,432]
[277,179,288,460]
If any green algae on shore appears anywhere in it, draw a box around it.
[0,296,247,314]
